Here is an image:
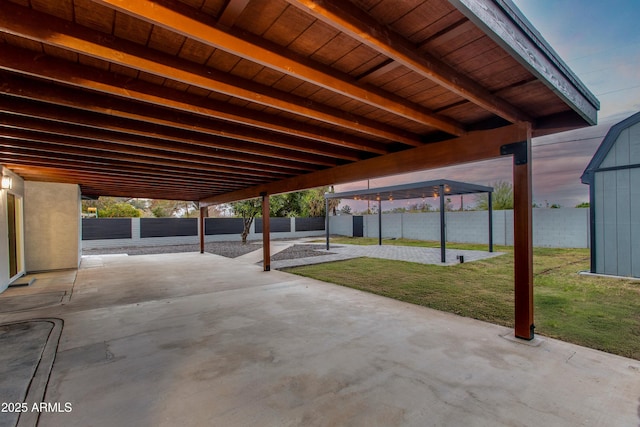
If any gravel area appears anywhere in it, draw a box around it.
[83,241,262,258]
[82,242,339,262]
[270,244,335,261]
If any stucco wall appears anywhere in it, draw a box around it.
[24,181,81,272]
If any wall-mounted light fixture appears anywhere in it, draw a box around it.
[1,176,12,190]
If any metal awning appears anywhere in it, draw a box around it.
[325,180,494,262]
[325,179,493,201]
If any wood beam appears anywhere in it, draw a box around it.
[2,171,237,199]
[0,111,317,174]
[92,0,465,136]
[201,123,529,204]
[4,164,228,200]
[0,66,368,162]
[0,131,287,181]
[0,147,265,186]
[286,0,531,124]
[0,160,241,192]
[0,2,425,145]
[218,0,250,28]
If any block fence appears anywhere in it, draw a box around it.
[82,208,590,249]
[81,217,325,249]
[328,208,590,248]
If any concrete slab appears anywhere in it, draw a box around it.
[0,270,76,314]
[0,252,638,426]
[8,277,35,288]
[0,319,62,427]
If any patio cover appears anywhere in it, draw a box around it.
[0,0,600,339]
[325,180,494,262]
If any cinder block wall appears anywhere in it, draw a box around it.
[532,208,589,248]
[81,217,328,249]
[80,209,590,250]
[329,209,589,248]
[24,181,81,272]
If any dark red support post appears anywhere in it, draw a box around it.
[261,193,271,271]
[199,206,206,254]
[502,127,534,340]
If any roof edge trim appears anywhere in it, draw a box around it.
[326,179,494,200]
[449,0,599,126]
[581,111,640,184]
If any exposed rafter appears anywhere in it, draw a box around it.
[218,0,251,28]
[0,68,387,158]
[0,1,431,146]
[202,124,530,204]
[0,0,597,204]
[285,0,531,124]
[91,0,466,136]
[0,0,598,342]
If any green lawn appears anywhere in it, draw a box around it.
[287,237,640,360]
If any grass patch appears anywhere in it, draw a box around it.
[287,238,640,360]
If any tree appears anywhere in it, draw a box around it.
[149,200,199,217]
[230,198,262,244]
[99,202,142,218]
[408,202,432,213]
[207,204,229,217]
[340,205,352,215]
[269,186,339,218]
[83,197,142,217]
[475,180,513,210]
[150,200,178,217]
[301,187,335,217]
[269,192,303,217]
[445,197,454,212]
[229,187,340,243]
[575,202,590,208]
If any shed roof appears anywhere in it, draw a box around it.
[581,111,640,185]
[326,179,492,201]
[0,0,598,202]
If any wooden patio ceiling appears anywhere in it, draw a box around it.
[0,0,599,202]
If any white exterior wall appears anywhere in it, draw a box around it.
[0,167,25,293]
[24,181,81,272]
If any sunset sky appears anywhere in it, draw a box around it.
[336,0,640,211]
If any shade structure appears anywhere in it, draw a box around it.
[0,0,601,340]
[325,179,494,262]
[0,0,597,201]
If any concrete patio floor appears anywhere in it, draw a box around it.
[1,252,639,426]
